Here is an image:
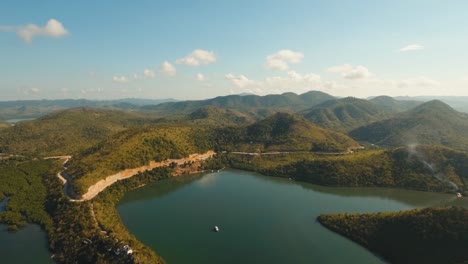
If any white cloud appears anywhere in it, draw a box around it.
[195,73,206,81]
[225,70,323,95]
[398,44,424,52]
[225,74,257,88]
[266,49,304,71]
[328,64,372,80]
[17,86,41,95]
[397,77,440,88]
[0,19,68,43]
[160,61,176,76]
[176,49,216,66]
[112,76,129,83]
[143,69,156,78]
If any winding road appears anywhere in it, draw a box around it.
[46,151,216,202]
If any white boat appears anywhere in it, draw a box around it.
[213,226,219,232]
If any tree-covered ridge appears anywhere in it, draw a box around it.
[142,91,335,119]
[0,107,154,156]
[350,100,468,151]
[188,105,256,125]
[318,207,468,264]
[214,112,358,152]
[66,125,214,194]
[301,97,390,132]
[221,145,468,193]
[369,95,421,112]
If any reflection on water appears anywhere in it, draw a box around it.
[121,169,463,209]
[118,169,464,264]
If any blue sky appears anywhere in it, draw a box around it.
[1,0,468,100]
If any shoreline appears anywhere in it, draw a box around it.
[49,151,216,201]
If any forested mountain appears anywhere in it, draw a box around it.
[318,207,468,264]
[0,107,153,156]
[301,97,389,132]
[350,100,468,151]
[188,105,256,125]
[142,91,336,119]
[213,112,357,152]
[369,95,421,112]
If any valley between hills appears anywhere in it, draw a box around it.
[1,91,468,263]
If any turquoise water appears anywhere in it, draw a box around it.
[118,170,458,264]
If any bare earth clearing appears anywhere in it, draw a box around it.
[46,151,215,201]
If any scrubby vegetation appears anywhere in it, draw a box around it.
[318,207,468,264]
[0,157,57,231]
[66,125,213,194]
[0,107,153,156]
[220,145,468,193]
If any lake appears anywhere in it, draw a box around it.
[118,169,461,264]
[0,225,52,264]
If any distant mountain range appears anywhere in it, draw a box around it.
[0,98,176,121]
[3,92,468,122]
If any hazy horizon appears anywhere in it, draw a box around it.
[2,0,468,101]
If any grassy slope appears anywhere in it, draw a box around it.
[318,207,468,264]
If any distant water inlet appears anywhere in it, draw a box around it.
[117,170,460,264]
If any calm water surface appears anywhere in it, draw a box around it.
[118,170,461,264]
[0,225,52,264]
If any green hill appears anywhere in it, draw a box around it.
[369,95,421,112]
[66,125,213,194]
[142,91,335,119]
[318,207,468,264]
[188,105,255,125]
[214,112,358,152]
[350,100,468,151]
[301,97,389,132]
[0,107,151,156]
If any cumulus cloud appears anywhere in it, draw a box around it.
[225,74,258,88]
[0,18,68,43]
[225,70,323,96]
[195,73,206,81]
[160,61,176,76]
[112,76,129,83]
[265,49,304,71]
[328,64,372,80]
[143,69,156,78]
[399,44,424,52]
[176,49,216,66]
